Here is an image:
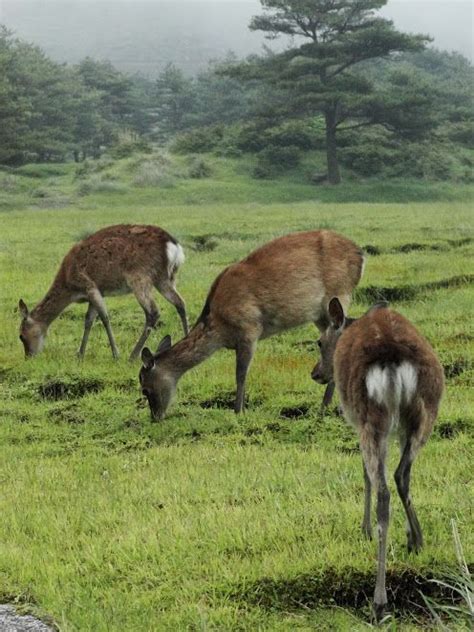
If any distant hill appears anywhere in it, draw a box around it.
[1,0,472,77]
[0,1,267,77]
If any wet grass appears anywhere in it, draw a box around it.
[0,163,472,630]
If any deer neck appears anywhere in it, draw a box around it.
[31,281,73,327]
[164,322,222,378]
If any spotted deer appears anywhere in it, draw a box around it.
[18,224,189,360]
[139,230,365,419]
[311,298,444,620]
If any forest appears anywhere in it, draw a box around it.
[0,14,473,184]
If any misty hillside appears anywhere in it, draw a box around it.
[1,1,268,76]
[1,0,472,77]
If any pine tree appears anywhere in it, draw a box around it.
[238,0,431,183]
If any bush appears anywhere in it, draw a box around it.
[172,125,225,154]
[340,143,397,176]
[256,145,302,170]
[187,157,212,179]
[74,157,115,179]
[132,161,179,188]
[110,138,151,159]
[14,163,71,178]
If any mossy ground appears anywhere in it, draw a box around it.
[0,156,472,630]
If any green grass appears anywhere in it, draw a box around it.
[0,156,473,630]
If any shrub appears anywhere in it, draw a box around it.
[14,163,71,178]
[132,161,179,188]
[172,125,225,154]
[256,145,302,171]
[187,157,212,179]
[110,138,151,159]
[74,157,115,179]
[0,174,19,192]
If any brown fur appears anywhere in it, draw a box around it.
[334,308,444,430]
[140,230,364,419]
[19,224,188,359]
[312,300,444,620]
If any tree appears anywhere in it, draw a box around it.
[232,0,431,183]
[154,64,196,138]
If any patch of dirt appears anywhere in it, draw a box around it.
[392,242,445,254]
[436,418,470,439]
[356,274,474,304]
[39,377,104,400]
[443,358,472,379]
[363,244,382,256]
[233,565,469,616]
[446,237,473,248]
[189,234,219,252]
[199,392,263,409]
[279,404,311,419]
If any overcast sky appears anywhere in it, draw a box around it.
[1,0,472,61]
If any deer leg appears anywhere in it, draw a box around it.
[77,303,98,358]
[395,428,424,554]
[361,461,373,540]
[321,381,336,409]
[314,317,335,409]
[87,288,120,359]
[129,287,160,361]
[234,341,256,414]
[157,281,189,336]
[360,431,390,622]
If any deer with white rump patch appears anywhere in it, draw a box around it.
[139,230,365,419]
[19,224,189,360]
[311,298,444,621]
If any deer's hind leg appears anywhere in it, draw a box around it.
[395,400,431,553]
[234,338,257,414]
[359,419,390,622]
[128,278,160,361]
[77,303,98,358]
[87,288,120,359]
[156,279,189,336]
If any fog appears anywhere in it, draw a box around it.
[0,0,471,76]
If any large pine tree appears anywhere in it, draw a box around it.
[241,0,430,183]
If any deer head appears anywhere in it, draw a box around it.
[139,335,177,421]
[18,299,47,357]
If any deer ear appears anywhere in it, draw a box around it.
[156,335,172,355]
[18,299,29,319]
[328,297,345,330]
[141,347,155,369]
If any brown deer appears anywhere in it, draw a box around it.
[139,230,365,419]
[18,224,189,360]
[311,298,444,621]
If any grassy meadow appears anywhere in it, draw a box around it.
[0,155,473,630]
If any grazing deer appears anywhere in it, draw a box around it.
[18,224,189,360]
[311,298,444,620]
[139,230,365,419]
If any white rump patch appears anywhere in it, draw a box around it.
[366,362,418,427]
[166,241,185,277]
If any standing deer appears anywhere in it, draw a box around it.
[311,298,444,620]
[139,230,365,419]
[18,224,189,360]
